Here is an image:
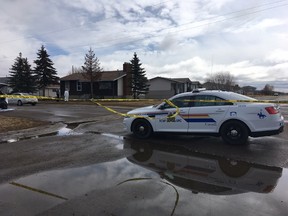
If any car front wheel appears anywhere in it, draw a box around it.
[220,120,249,145]
[132,119,153,139]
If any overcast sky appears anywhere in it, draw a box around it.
[0,0,288,92]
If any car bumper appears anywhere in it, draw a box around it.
[251,125,284,137]
[123,117,133,132]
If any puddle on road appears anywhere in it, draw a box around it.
[0,108,14,112]
[1,140,288,216]
[4,125,123,144]
[0,158,159,216]
[4,127,82,144]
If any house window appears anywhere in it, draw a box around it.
[99,82,112,90]
[77,81,82,91]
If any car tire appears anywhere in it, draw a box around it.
[17,100,23,106]
[0,101,7,109]
[220,120,249,145]
[132,119,153,139]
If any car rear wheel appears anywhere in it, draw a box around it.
[17,100,23,106]
[132,119,153,139]
[220,120,249,145]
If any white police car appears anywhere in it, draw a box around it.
[123,90,284,145]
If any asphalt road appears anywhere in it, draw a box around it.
[2,103,288,168]
[0,103,288,216]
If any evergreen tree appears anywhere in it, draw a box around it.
[9,53,37,93]
[130,52,149,99]
[82,47,102,99]
[34,45,58,96]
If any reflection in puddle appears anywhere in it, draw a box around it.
[4,127,82,144]
[4,128,122,144]
[124,141,283,195]
[102,133,124,140]
[0,159,159,216]
[1,139,287,215]
[57,127,82,136]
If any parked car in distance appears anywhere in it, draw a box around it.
[8,93,38,106]
[123,89,284,145]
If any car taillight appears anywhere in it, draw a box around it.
[265,106,279,114]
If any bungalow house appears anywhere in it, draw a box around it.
[0,77,12,94]
[0,77,59,96]
[146,76,201,99]
[34,84,60,98]
[60,63,132,99]
[242,86,257,95]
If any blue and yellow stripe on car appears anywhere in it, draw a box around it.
[181,114,216,123]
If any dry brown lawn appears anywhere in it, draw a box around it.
[0,116,47,133]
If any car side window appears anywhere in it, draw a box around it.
[193,95,232,107]
[162,96,191,109]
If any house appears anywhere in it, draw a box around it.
[34,84,60,98]
[60,63,132,99]
[242,86,257,95]
[0,77,13,94]
[146,76,201,99]
[0,77,59,97]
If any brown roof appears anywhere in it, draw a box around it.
[171,78,192,83]
[60,71,126,82]
[150,76,192,83]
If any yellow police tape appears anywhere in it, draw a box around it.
[10,182,68,200]
[1,94,288,120]
[1,94,288,104]
[92,99,180,119]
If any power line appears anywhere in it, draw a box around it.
[0,0,286,46]
[0,0,287,62]
[61,1,288,52]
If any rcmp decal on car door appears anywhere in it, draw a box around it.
[180,114,216,123]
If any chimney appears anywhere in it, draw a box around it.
[123,62,132,97]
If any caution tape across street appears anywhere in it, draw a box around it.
[1,94,288,120]
[1,94,288,104]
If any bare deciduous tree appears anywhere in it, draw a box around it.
[262,84,274,95]
[67,66,83,75]
[205,72,236,91]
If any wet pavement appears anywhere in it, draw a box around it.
[0,134,287,216]
[0,103,288,215]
